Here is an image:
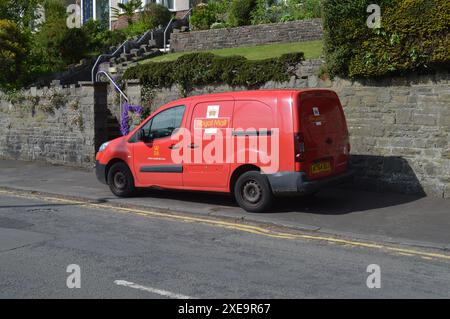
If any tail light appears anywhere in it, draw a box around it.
[294,133,305,162]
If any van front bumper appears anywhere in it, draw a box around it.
[95,161,107,185]
[267,170,354,195]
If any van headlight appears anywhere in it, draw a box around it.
[99,142,110,152]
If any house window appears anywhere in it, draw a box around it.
[83,0,94,23]
[96,0,110,26]
[145,0,174,10]
[82,0,110,26]
[162,0,174,10]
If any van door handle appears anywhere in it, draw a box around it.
[188,143,199,149]
[168,144,180,150]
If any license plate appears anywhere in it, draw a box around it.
[311,161,331,174]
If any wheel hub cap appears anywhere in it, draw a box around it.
[242,180,262,204]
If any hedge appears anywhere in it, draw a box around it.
[0,19,29,91]
[322,0,450,78]
[123,52,305,94]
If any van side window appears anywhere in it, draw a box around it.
[143,105,185,140]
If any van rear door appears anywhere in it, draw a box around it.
[298,90,349,180]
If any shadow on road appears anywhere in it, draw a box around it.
[132,184,423,215]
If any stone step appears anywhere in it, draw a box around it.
[129,48,141,57]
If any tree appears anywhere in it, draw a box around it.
[111,0,143,25]
[141,3,172,29]
[0,20,30,91]
[0,0,42,29]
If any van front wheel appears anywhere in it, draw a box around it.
[234,171,273,213]
[107,162,136,197]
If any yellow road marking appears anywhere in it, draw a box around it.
[1,188,449,261]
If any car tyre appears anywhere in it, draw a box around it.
[107,162,136,197]
[234,171,273,213]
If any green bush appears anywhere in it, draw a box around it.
[141,3,172,29]
[190,4,218,30]
[251,0,322,25]
[228,0,257,27]
[122,20,149,38]
[123,51,305,94]
[59,28,89,64]
[191,1,232,30]
[322,0,450,78]
[82,19,127,54]
[251,0,280,24]
[0,19,30,91]
[0,0,41,28]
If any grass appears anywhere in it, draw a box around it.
[141,40,323,64]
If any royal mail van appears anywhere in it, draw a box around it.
[95,89,353,212]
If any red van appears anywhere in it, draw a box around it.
[95,89,353,212]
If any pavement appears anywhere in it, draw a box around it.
[0,159,449,250]
[1,193,450,298]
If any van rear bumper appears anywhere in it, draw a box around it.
[267,170,354,195]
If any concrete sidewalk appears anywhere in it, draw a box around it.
[0,159,449,249]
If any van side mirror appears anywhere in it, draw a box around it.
[138,130,153,143]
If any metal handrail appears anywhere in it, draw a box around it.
[181,7,193,21]
[96,71,129,102]
[91,39,128,83]
[91,8,192,82]
[163,17,175,53]
[162,8,193,53]
[91,29,155,83]
[182,7,194,31]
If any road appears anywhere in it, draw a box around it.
[1,160,450,249]
[1,191,449,298]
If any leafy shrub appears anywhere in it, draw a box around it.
[82,19,127,54]
[123,51,305,94]
[228,0,257,27]
[0,0,42,28]
[59,28,88,64]
[322,0,450,78]
[141,3,172,29]
[251,0,322,25]
[190,4,218,30]
[0,19,30,91]
[122,20,149,38]
[191,1,231,30]
[29,0,68,75]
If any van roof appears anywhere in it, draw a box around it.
[165,88,335,109]
[174,89,336,103]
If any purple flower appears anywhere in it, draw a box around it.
[120,102,143,136]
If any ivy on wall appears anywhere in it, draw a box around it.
[322,0,450,78]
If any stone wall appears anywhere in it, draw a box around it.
[0,83,111,168]
[1,59,449,198]
[126,62,450,198]
[170,19,323,52]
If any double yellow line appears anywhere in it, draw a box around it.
[1,188,449,262]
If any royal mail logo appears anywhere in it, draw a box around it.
[194,118,230,129]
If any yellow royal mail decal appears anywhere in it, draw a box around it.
[308,115,326,122]
[153,146,160,157]
[194,118,230,129]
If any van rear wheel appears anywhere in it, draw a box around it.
[107,162,136,197]
[234,171,273,213]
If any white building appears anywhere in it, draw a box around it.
[70,0,191,29]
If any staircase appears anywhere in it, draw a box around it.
[98,38,163,78]
[94,11,192,81]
